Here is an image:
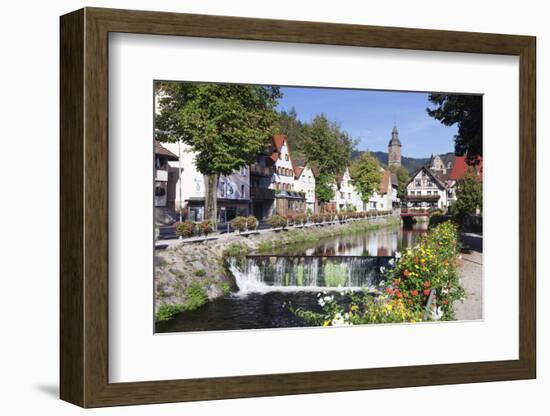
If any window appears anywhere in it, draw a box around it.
[285,154,289,161]
[340,192,345,199]
[348,193,351,199]
[427,191,432,195]
[415,180,421,187]
[241,184,245,197]
[154,186,165,196]
[220,181,226,197]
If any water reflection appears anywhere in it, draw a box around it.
[269,222,428,257]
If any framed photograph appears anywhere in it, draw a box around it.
[60,7,536,408]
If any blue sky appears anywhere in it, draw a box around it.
[276,87,458,159]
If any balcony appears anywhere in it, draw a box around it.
[250,187,275,200]
[250,163,273,177]
[155,168,168,182]
[405,194,440,202]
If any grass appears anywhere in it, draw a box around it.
[155,281,207,322]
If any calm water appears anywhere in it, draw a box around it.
[156,223,427,333]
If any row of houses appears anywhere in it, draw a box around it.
[405,153,483,211]
[154,132,400,224]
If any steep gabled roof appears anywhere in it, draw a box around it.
[379,170,392,194]
[407,166,447,190]
[154,140,179,161]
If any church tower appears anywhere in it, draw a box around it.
[388,124,402,168]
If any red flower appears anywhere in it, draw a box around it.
[407,299,413,305]
[423,281,431,288]
[442,299,449,305]
[396,291,403,298]
[403,270,410,278]
[411,290,419,296]
[386,288,394,295]
[423,289,430,296]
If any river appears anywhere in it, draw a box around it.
[155,222,427,333]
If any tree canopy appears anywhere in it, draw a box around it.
[388,164,410,200]
[276,107,305,161]
[426,94,482,164]
[349,152,382,202]
[155,82,281,175]
[297,114,356,201]
[451,167,482,219]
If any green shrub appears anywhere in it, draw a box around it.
[185,282,207,311]
[156,304,186,322]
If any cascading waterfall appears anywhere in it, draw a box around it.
[231,255,394,294]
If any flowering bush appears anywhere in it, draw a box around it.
[288,291,423,326]
[294,213,307,225]
[311,213,323,224]
[175,221,195,238]
[267,215,287,228]
[198,220,213,236]
[384,221,464,320]
[231,216,248,233]
[322,213,334,223]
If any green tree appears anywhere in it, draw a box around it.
[299,114,356,201]
[349,152,383,203]
[315,172,336,204]
[426,94,482,164]
[388,164,409,200]
[451,167,482,220]
[277,107,305,160]
[155,82,281,226]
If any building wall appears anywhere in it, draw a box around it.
[406,169,448,209]
[334,168,363,211]
[294,165,316,212]
[270,141,295,191]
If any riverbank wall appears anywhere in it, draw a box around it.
[154,215,400,320]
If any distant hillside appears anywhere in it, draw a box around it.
[352,150,432,175]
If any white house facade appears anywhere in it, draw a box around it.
[334,168,364,212]
[405,166,448,210]
[294,164,316,213]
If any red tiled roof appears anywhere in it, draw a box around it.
[294,165,304,178]
[379,170,391,194]
[449,156,483,181]
[268,134,288,163]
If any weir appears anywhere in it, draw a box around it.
[231,255,395,293]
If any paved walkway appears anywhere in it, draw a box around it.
[454,243,483,321]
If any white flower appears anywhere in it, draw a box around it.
[318,298,326,307]
[380,266,386,274]
[378,280,386,286]
[395,251,402,260]
[388,259,395,266]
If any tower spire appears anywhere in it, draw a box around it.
[388,124,402,168]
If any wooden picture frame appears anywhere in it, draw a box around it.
[60,7,536,408]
